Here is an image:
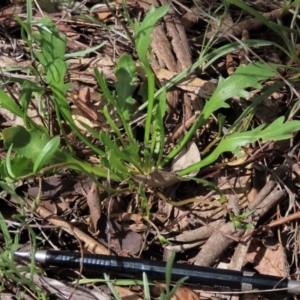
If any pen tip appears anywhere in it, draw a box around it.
[14,251,31,259]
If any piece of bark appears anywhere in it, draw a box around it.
[169,219,225,243]
[144,0,192,113]
[193,221,244,267]
[248,165,288,210]
[151,24,178,72]
[160,0,192,71]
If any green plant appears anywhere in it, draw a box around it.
[229,209,256,230]
[2,5,298,188]
[0,1,299,214]
[158,251,188,300]
[0,210,46,299]
[0,5,170,185]
[0,4,299,208]
[152,58,300,177]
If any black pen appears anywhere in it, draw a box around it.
[14,250,300,294]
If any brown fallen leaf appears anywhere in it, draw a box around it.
[152,66,216,99]
[22,176,91,199]
[113,286,142,300]
[246,238,289,277]
[172,141,200,177]
[0,107,40,127]
[72,106,103,131]
[86,182,102,235]
[152,283,200,300]
[94,11,112,21]
[98,218,143,256]
[171,286,200,300]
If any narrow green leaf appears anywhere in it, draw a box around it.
[165,251,176,294]
[217,114,226,137]
[143,273,151,300]
[64,41,107,58]
[151,89,166,167]
[0,90,24,118]
[139,183,150,218]
[230,81,285,133]
[96,68,135,141]
[0,89,46,132]
[104,274,122,300]
[167,276,189,298]
[5,144,15,179]
[0,212,12,246]
[0,182,24,206]
[20,81,45,128]
[0,156,32,180]
[77,120,101,139]
[99,131,141,174]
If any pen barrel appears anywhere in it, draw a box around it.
[44,251,288,291]
[241,272,289,291]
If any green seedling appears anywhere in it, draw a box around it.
[0,6,171,185]
[0,6,295,185]
[0,211,46,299]
[1,7,300,191]
[1,4,299,193]
[0,0,298,213]
[229,209,256,230]
[159,251,188,300]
